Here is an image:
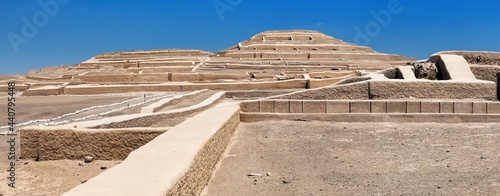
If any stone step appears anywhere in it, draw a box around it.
[238,43,372,52]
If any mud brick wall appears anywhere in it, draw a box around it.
[273,80,496,101]
[470,65,500,83]
[274,81,369,100]
[139,61,194,67]
[20,128,165,161]
[63,103,241,195]
[22,80,308,96]
[165,108,240,196]
[171,73,200,82]
[369,81,496,100]
[201,73,250,81]
[22,87,64,96]
[241,100,500,114]
[75,74,134,83]
[309,77,349,88]
[133,73,169,82]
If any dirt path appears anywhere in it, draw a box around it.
[205,121,500,196]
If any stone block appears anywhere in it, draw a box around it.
[420,101,440,113]
[370,101,387,113]
[350,101,371,113]
[440,102,454,113]
[473,102,487,114]
[326,101,350,113]
[487,102,500,114]
[259,100,274,113]
[430,54,476,80]
[289,100,303,113]
[397,66,416,79]
[240,101,259,112]
[407,101,421,113]
[303,100,326,113]
[453,102,473,113]
[274,100,289,113]
[387,101,407,113]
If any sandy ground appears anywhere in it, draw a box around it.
[205,121,500,195]
[0,159,120,196]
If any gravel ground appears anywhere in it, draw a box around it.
[205,121,500,196]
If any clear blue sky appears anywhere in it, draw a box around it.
[1,0,499,75]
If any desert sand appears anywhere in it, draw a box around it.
[205,121,500,195]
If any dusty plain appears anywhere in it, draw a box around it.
[205,121,500,196]
[0,160,120,196]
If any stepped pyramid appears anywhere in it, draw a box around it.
[206,30,414,71]
[16,30,415,85]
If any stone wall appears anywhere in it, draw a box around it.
[21,87,65,96]
[0,84,30,92]
[470,65,500,83]
[201,73,250,81]
[133,73,169,82]
[165,106,240,196]
[63,102,241,196]
[369,81,496,100]
[308,77,350,88]
[139,62,194,67]
[20,128,165,161]
[272,80,497,101]
[348,63,397,70]
[272,82,370,100]
[22,80,308,96]
[239,44,372,52]
[439,51,500,65]
[308,71,353,79]
[241,100,500,114]
[75,74,134,83]
[225,90,296,99]
[75,73,249,83]
[171,73,200,82]
[240,112,500,123]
